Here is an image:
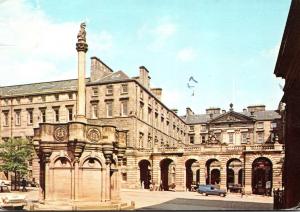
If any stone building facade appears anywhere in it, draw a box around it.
[0,51,284,196]
[274,0,300,207]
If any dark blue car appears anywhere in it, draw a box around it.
[197,184,227,197]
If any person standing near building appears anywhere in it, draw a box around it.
[21,178,27,192]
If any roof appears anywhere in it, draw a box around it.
[87,71,130,85]
[0,78,90,97]
[181,110,281,124]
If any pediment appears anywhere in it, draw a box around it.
[209,111,253,123]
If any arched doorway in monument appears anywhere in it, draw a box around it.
[185,159,200,191]
[52,157,72,200]
[252,157,273,195]
[160,158,175,191]
[138,160,151,189]
[226,158,243,189]
[80,157,103,201]
[206,159,221,185]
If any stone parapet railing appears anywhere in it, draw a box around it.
[137,143,284,154]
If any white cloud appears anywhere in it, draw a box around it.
[0,0,114,86]
[177,48,197,62]
[261,43,280,59]
[137,19,177,51]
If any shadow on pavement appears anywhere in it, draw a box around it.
[139,198,273,210]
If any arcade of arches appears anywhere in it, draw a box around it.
[134,155,282,195]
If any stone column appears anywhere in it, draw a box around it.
[220,167,227,190]
[75,23,88,123]
[44,158,51,202]
[175,158,185,191]
[106,163,111,201]
[74,158,79,201]
[244,160,252,194]
[199,167,206,185]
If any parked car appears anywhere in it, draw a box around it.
[0,194,27,210]
[197,184,227,197]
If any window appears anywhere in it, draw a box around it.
[201,135,206,143]
[68,93,73,100]
[271,122,277,129]
[16,98,20,104]
[241,133,248,144]
[122,173,127,181]
[92,87,98,96]
[54,94,59,101]
[53,107,59,122]
[68,107,73,121]
[201,125,207,132]
[139,102,144,120]
[121,84,128,94]
[139,132,144,148]
[229,133,234,143]
[257,132,264,143]
[148,108,152,123]
[91,104,98,119]
[15,110,21,126]
[28,97,33,103]
[189,135,194,144]
[121,101,128,116]
[140,89,143,99]
[27,110,33,125]
[3,111,9,126]
[189,126,194,131]
[40,109,46,123]
[122,158,127,166]
[41,96,46,102]
[106,85,113,95]
[257,122,264,129]
[106,102,113,117]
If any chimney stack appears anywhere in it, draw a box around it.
[186,107,194,116]
[139,66,150,88]
[151,88,162,101]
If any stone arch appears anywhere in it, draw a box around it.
[160,158,176,191]
[226,158,243,190]
[79,154,106,168]
[252,157,273,195]
[185,158,200,191]
[52,157,72,200]
[138,159,151,189]
[79,156,103,201]
[51,154,72,168]
[205,158,221,185]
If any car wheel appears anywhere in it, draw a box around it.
[205,193,208,196]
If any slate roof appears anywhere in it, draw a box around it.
[181,110,281,124]
[87,71,130,85]
[0,78,90,97]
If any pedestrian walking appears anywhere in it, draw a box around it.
[21,178,27,192]
[241,187,245,198]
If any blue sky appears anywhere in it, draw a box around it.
[0,0,291,115]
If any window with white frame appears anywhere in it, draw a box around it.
[3,111,9,126]
[257,132,264,143]
[257,122,264,129]
[40,109,46,123]
[121,100,128,116]
[53,107,60,122]
[121,84,128,94]
[15,110,21,126]
[27,109,33,125]
[106,101,113,117]
[91,104,98,119]
[106,85,113,95]
[67,107,73,121]
[228,133,234,143]
[241,132,248,144]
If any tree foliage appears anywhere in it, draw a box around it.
[0,138,33,177]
